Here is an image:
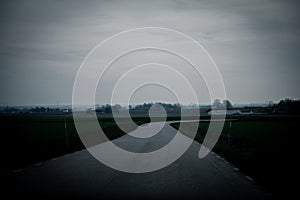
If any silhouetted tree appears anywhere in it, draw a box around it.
[223,100,233,109]
[212,99,223,109]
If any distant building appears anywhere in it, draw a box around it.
[208,109,241,116]
[207,109,254,115]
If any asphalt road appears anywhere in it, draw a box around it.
[9,122,273,199]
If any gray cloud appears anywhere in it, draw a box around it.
[0,0,299,105]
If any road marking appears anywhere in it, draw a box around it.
[34,162,42,166]
[13,169,23,173]
[246,176,254,181]
[234,167,240,171]
[51,158,57,161]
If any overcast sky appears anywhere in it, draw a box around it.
[0,0,300,106]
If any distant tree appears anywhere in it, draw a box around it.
[223,100,233,109]
[268,101,274,107]
[30,106,47,113]
[212,99,223,109]
[212,99,233,110]
[275,98,300,114]
[143,103,153,111]
[111,104,121,112]
[173,103,181,110]
[104,104,112,113]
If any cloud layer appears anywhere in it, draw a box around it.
[0,0,299,105]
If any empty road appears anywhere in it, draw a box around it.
[9,122,273,199]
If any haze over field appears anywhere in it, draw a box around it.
[0,0,300,105]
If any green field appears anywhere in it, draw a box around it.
[0,113,152,174]
[170,116,299,195]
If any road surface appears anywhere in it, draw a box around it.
[9,122,273,199]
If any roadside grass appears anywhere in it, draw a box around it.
[1,112,186,173]
[0,113,151,173]
[170,117,299,196]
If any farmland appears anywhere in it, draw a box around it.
[170,115,300,195]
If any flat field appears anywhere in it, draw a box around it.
[170,115,299,195]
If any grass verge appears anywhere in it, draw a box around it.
[170,116,299,197]
[0,113,151,174]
